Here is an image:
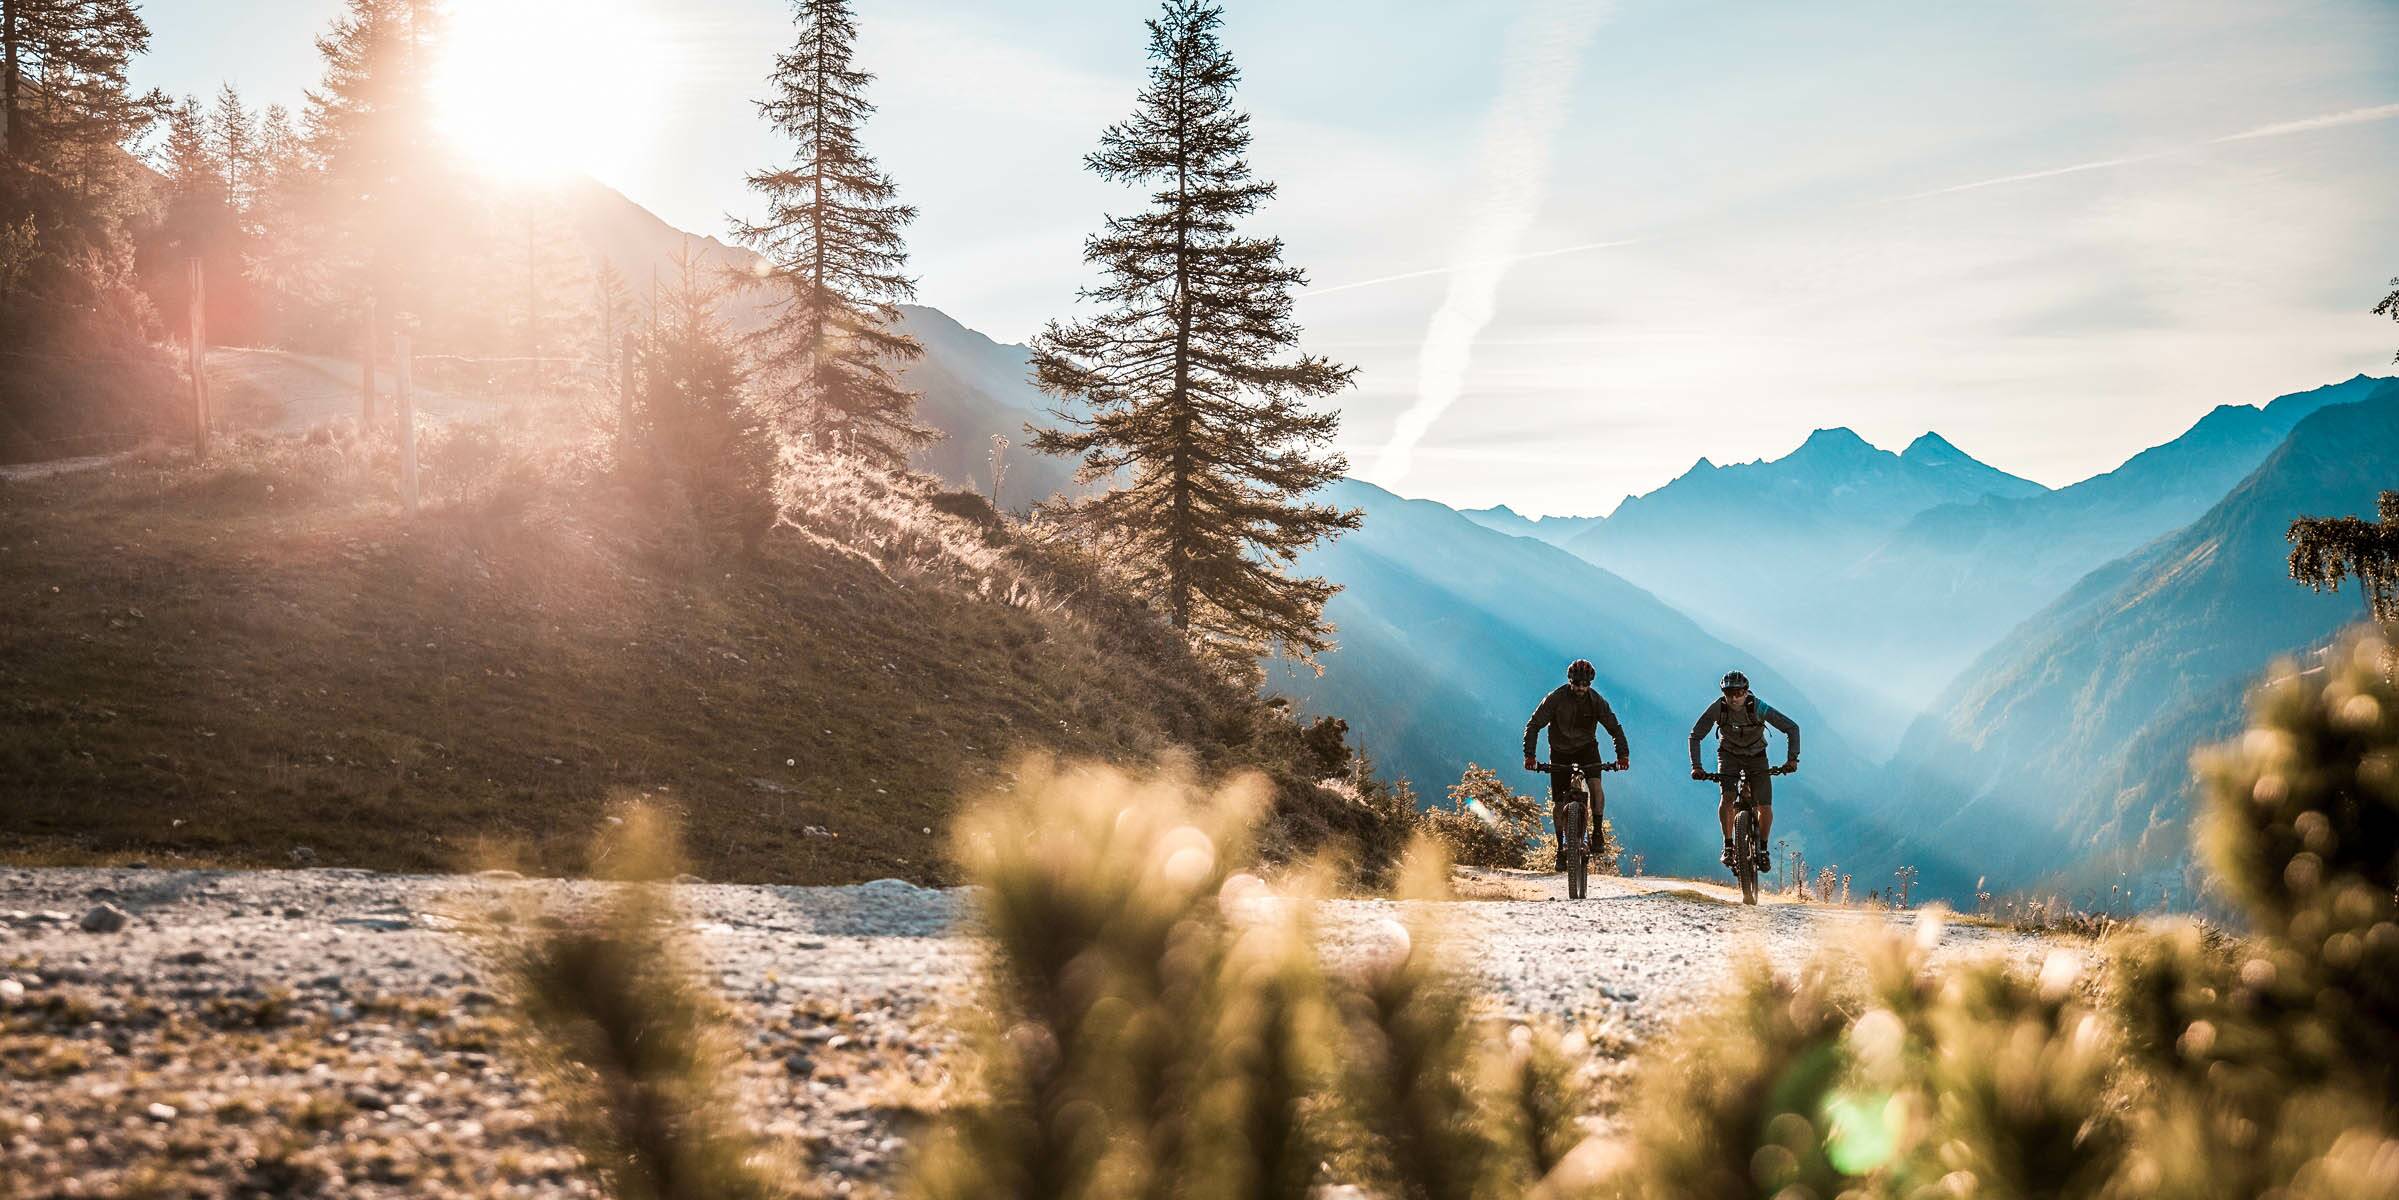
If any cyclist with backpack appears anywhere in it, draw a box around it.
[1523,659,1631,870]
[1688,670,1799,871]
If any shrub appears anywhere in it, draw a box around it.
[1420,763,1543,870]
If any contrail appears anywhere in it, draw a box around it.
[1367,0,1609,488]
[1888,100,2399,203]
[1301,236,1639,299]
[1309,99,2399,305]
[2210,101,2399,143]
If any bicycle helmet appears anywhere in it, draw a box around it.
[1720,670,1750,692]
[1567,659,1597,685]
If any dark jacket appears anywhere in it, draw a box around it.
[1689,695,1799,767]
[1524,684,1630,762]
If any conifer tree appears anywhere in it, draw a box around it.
[301,0,450,385]
[732,0,932,468]
[2288,491,2399,623]
[493,185,591,393]
[1030,0,1359,672]
[212,84,257,216]
[2376,275,2398,363]
[2,0,162,175]
[631,249,775,560]
[0,0,169,460]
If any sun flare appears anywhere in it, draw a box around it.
[434,0,668,182]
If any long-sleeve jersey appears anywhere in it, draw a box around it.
[1523,684,1630,761]
[1689,695,1799,767]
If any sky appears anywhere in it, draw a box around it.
[136,0,2399,516]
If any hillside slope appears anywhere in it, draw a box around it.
[1271,479,1949,888]
[1885,381,2399,898]
[0,443,1400,881]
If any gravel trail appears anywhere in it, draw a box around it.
[0,866,2058,1198]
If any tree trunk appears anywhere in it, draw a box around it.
[3,0,22,164]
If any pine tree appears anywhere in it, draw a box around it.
[631,249,775,560]
[732,0,932,468]
[212,84,257,217]
[589,259,635,384]
[1030,0,1359,672]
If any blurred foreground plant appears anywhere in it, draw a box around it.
[503,801,806,1200]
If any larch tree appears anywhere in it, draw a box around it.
[1030,0,1359,674]
[732,0,931,469]
[493,185,591,394]
[2288,491,2399,624]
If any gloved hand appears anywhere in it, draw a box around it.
[1690,767,1706,780]
[1613,757,1630,772]
[1524,756,1539,773]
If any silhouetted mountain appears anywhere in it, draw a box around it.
[560,178,1069,502]
[1555,427,2046,754]
[1884,381,2399,901]
[1271,479,1941,885]
[1849,374,2393,713]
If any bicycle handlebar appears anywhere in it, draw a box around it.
[1533,761,1625,774]
[1692,765,1797,782]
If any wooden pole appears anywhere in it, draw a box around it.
[396,332,418,515]
[185,256,208,459]
[360,301,378,427]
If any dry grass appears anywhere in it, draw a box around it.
[0,426,1408,882]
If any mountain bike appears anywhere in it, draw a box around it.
[1695,765,1793,905]
[1534,761,1622,900]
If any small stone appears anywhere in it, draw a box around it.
[289,846,319,865]
[80,904,129,933]
[0,980,23,1002]
[146,1103,177,1121]
[784,1053,813,1075]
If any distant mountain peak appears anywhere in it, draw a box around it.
[1789,427,1880,462]
[1901,432,1963,463]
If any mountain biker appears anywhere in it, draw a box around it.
[1688,670,1799,871]
[1523,659,1631,870]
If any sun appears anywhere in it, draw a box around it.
[433,0,668,182]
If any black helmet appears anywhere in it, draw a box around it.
[1720,670,1750,691]
[1567,659,1597,685]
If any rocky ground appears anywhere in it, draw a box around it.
[0,865,2059,1198]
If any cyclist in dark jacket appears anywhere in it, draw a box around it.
[1524,659,1631,869]
[1688,670,1798,871]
